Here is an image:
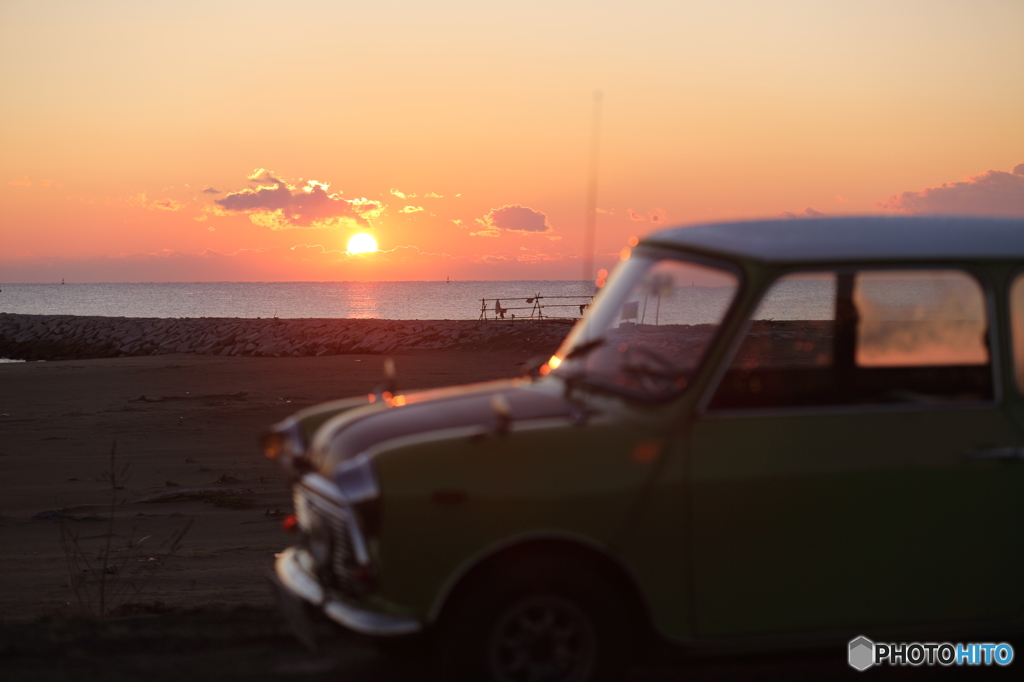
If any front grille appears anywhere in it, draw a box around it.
[293,480,365,596]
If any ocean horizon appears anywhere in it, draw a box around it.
[0,281,599,320]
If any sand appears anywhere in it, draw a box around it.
[0,341,920,680]
[0,350,541,622]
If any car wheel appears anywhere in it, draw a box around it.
[438,564,632,682]
[487,593,597,682]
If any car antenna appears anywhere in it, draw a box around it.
[583,89,602,293]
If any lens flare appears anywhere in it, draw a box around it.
[347,233,378,254]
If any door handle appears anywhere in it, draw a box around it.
[965,446,1024,460]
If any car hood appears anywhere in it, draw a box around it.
[310,379,576,471]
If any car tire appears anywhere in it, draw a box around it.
[437,560,633,682]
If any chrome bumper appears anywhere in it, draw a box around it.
[275,546,422,637]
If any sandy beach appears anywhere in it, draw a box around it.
[0,335,946,680]
[0,349,547,623]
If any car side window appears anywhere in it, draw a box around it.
[1009,273,1024,393]
[707,269,993,411]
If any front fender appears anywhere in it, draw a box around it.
[368,415,661,622]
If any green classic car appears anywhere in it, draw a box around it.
[265,216,1024,680]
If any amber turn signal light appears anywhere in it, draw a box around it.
[262,432,283,460]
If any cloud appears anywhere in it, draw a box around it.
[626,208,667,222]
[779,207,825,219]
[126,193,186,211]
[150,198,184,211]
[399,205,424,213]
[8,176,31,186]
[202,187,221,194]
[876,163,1024,216]
[424,191,443,198]
[216,170,383,230]
[472,204,551,237]
[471,250,578,265]
[390,188,414,199]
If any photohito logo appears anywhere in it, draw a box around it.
[848,636,875,671]
[848,636,1014,670]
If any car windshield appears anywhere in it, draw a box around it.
[550,254,740,400]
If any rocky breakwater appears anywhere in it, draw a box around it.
[0,314,576,362]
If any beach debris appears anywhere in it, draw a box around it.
[129,391,248,403]
[205,493,254,509]
[33,509,107,522]
[133,487,253,504]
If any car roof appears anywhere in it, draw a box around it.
[644,216,1024,265]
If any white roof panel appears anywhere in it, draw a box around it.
[645,216,1024,264]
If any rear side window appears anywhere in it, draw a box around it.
[1009,273,1024,393]
[708,269,992,411]
[855,271,988,367]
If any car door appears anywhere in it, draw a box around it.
[686,267,1024,637]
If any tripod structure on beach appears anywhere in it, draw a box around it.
[478,294,594,321]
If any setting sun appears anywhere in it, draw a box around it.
[347,233,378,254]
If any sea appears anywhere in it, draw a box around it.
[0,277,963,323]
[0,281,598,321]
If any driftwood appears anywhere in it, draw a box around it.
[134,487,253,504]
[128,391,249,403]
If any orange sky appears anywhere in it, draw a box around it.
[2,1,1023,282]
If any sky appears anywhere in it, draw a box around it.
[2,0,1023,283]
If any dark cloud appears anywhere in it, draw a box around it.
[215,170,383,229]
[876,163,1024,216]
[202,187,221,194]
[474,204,551,236]
[779,207,825,219]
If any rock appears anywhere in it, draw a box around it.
[0,314,573,361]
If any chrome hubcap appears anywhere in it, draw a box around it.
[488,594,596,682]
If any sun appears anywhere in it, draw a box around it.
[347,233,378,254]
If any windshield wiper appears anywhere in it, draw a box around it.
[563,337,606,361]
